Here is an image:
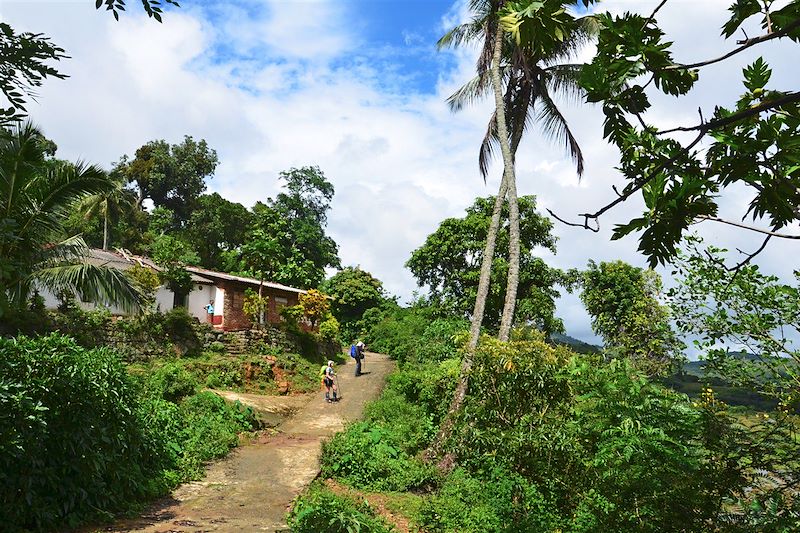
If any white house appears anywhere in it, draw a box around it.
[40,248,308,331]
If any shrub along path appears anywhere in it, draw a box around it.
[104,352,394,533]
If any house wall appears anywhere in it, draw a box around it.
[217,281,301,331]
[154,285,175,313]
[214,286,225,319]
[222,282,250,330]
[187,283,214,323]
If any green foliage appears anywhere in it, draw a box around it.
[580,260,683,375]
[419,467,558,533]
[0,333,256,531]
[287,483,395,533]
[364,304,467,364]
[0,335,166,530]
[242,288,269,326]
[321,422,436,492]
[320,359,456,493]
[577,3,800,265]
[0,124,142,317]
[174,392,255,478]
[668,238,800,513]
[299,288,331,327]
[115,136,218,226]
[318,313,341,344]
[0,22,67,125]
[146,361,199,403]
[149,233,199,296]
[448,335,789,531]
[95,0,181,23]
[184,192,253,271]
[228,166,341,289]
[670,238,799,401]
[125,263,161,310]
[406,195,566,334]
[321,267,388,341]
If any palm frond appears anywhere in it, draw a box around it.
[531,77,585,176]
[542,64,586,106]
[479,111,500,180]
[542,15,600,65]
[32,261,142,314]
[438,18,486,50]
[447,72,491,112]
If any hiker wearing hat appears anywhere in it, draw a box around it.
[356,341,366,376]
[321,360,338,403]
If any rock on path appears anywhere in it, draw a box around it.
[102,352,394,533]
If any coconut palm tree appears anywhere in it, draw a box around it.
[440,0,594,343]
[427,0,595,462]
[78,171,136,250]
[0,123,142,317]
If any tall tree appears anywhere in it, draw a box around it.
[240,204,288,300]
[430,0,595,460]
[0,123,141,316]
[184,193,253,271]
[115,136,218,227]
[439,0,595,343]
[321,267,387,341]
[581,260,682,375]
[269,166,340,288]
[407,194,564,335]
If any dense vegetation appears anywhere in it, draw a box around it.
[1,0,799,532]
[0,334,256,530]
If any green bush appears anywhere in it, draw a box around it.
[0,334,167,530]
[176,392,255,478]
[416,318,467,362]
[419,468,559,533]
[321,422,436,492]
[287,483,395,533]
[450,335,753,532]
[318,313,341,344]
[146,361,199,402]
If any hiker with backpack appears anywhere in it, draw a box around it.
[320,360,338,402]
[351,341,365,377]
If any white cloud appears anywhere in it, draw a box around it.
[1,0,797,346]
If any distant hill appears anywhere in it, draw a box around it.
[550,332,602,354]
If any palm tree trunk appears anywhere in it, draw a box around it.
[490,25,520,341]
[426,22,517,465]
[102,207,109,250]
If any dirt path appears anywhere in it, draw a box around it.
[102,352,394,533]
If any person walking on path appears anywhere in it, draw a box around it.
[356,341,366,375]
[352,341,366,377]
[322,360,338,402]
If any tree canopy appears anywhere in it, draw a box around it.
[580,260,683,375]
[115,136,219,226]
[321,267,387,327]
[407,195,565,335]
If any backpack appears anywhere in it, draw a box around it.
[350,344,357,358]
[319,365,327,380]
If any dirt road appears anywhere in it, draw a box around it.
[102,352,394,533]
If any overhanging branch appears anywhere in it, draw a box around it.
[664,19,800,71]
[697,216,800,239]
[657,91,800,135]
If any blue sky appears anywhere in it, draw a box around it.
[3,0,799,348]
